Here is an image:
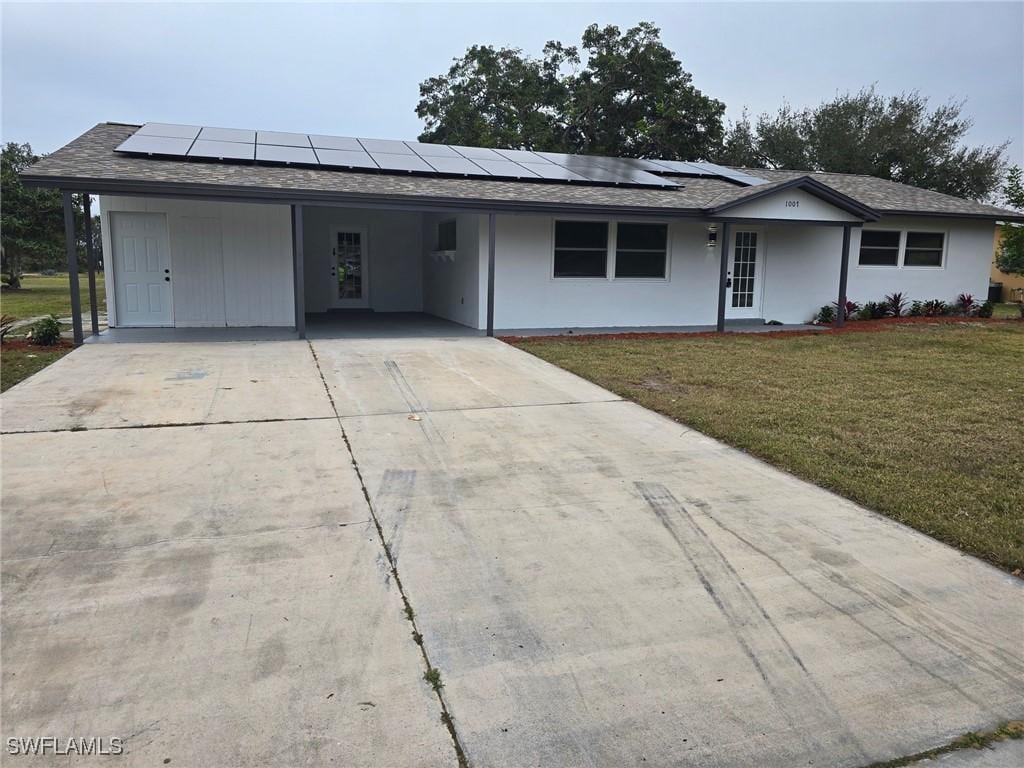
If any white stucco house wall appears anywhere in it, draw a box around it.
[22,122,1021,342]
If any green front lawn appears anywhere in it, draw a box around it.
[993,302,1023,320]
[0,273,102,391]
[513,322,1024,572]
[1,343,72,392]
[1,272,105,322]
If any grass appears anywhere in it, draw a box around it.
[1,343,71,392]
[1,273,102,392]
[513,322,1024,572]
[1,272,105,323]
[862,720,1023,767]
[993,302,1022,320]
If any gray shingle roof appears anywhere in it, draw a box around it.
[21,122,1023,221]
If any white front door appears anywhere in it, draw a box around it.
[726,229,764,319]
[330,227,369,309]
[111,212,172,326]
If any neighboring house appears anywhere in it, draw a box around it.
[991,226,1024,302]
[22,122,1024,342]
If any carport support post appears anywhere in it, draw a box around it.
[486,212,496,337]
[291,204,306,339]
[62,191,84,346]
[716,222,731,333]
[836,224,852,328]
[83,194,100,336]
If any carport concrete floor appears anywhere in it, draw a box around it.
[2,337,1021,767]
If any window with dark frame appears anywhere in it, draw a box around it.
[615,223,668,278]
[903,231,944,267]
[437,219,457,252]
[553,220,608,278]
[858,230,901,266]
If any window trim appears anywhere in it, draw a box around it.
[856,227,947,270]
[550,219,672,282]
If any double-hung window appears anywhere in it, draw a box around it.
[858,229,945,268]
[553,221,609,277]
[903,232,944,267]
[553,221,669,279]
[858,230,901,266]
[615,223,668,278]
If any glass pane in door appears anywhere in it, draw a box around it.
[731,231,757,308]
[336,232,363,300]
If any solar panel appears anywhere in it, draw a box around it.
[406,142,460,158]
[517,162,589,181]
[686,162,769,186]
[114,123,692,188]
[189,139,255,160]
[359,138,414,155]
[256,144,318,164]
[315,148,379,169]
[493,148,543,162]
[116,134,195,155]
[471,159,540,178]
[258,131,311,148]
[309,135,363,151]
[198,126,255,143]
[424,157,485,175]
[136,122,201,140]
[452,145,502,160]
[369,152,434,173]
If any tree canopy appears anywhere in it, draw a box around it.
[1,142,64,289]
[715,87,1008,201]
[995,165,1024,277]
[417,22,726,160]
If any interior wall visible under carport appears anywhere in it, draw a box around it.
[421,213,485,329]
[301,206,425,314]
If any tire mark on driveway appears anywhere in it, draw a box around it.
[635,480,868,762]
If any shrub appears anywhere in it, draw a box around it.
[909,300,924,317]
[29,315,62,346]
[955,293,978,315]
[832,299,860,320]
[0,314,15,341]
[976,300,994,318]
[922,299,949,317]
[815,304,836,324]
[884,292,908,317]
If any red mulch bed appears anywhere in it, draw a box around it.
[500,316,1022,345]
[0,338,74,351]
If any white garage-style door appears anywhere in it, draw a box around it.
[111,212,172,326]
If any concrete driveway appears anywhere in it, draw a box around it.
[2,336,1021,767]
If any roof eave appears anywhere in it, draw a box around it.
[878,208,1024,223]
[18,172,709,219]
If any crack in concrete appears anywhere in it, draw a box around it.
[1,415,338,436]
[307,341,470,768]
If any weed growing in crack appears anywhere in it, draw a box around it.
[423,667,443,692]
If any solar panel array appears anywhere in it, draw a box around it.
[115,123,769,188]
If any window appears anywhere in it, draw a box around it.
[554,221,608,277]
[615,223,668,278]
[903,231,944,267]
[731,231,758,307]
[858,230,901,266]
[437,220,457,252]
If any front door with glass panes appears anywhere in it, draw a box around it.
[330,228,369,308]
[725,229,763,319]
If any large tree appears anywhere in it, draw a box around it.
[1,142,64,289]
[995,165,1024,280]
[417,22,726,160]
[716,87,1008,201]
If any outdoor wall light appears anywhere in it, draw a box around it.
[707,224,718,248]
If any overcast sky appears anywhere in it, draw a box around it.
[3,2,1022,164]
